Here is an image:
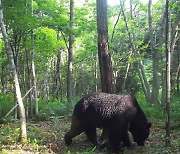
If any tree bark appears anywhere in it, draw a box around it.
[67,0,74,105]
[165,0,171,146]
[122,52,132,93]
[148,0,159,104]
[53,31,61,99]
[0,0,27,143]
[96,0,113,93]
[31,0,38,115]
[1,64,8,92]
[176,40,179,94]
[53,47,61,99]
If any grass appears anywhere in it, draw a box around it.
[0,117,179,154]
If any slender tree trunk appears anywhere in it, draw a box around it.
[148,0,159,104]
[24,32,33,117]
[176,64,180,94]
[120,0,151,102]
[0,1,27,143]
[176,41,179,94]
[53,47,61,99]
[53,30,61,99]
[165,0,171,146]
[111,10,121,43]
[31,0,38,115]
[1,64,7,92]
[94,53,98,92]
[96,0,113,93]
[122,52,132,93]
[45,66,50,102]
[67,0,74,106]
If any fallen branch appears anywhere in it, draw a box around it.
[5,86,34,118]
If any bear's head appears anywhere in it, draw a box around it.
[130,122,151,146]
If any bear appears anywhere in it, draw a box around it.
[64,92,151,153]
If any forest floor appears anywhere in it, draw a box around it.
[0,117,179,154]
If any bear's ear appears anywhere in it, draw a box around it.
[147,122,152,128]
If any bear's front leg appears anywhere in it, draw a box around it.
[64,115,83,145]
[84,127,98,146]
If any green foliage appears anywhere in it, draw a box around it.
[171,94,180,122]
[35,27,59,57]
[35,98,75,121]
[3,0,37,30]
[34,0,69,29]
[0,39,8,65]
[136,92,164,120]
[0,93,14,118]
[0,123,20,144]
[137,92,180,126]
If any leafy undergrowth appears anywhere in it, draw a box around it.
[0,118,179,154]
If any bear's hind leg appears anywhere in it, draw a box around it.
[99,128,109,148]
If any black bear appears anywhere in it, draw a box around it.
[64,92,151,153]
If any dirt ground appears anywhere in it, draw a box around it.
[0,118,179,154]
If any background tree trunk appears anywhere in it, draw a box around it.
[53,30,61,99]
[67,0,74,105]
[31,0,38,115]
[0,0,27,143]
[148,0,159,104]
[96,0,113,93]
[120,0,151,102]
[165,0,171,146]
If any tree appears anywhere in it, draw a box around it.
[31,0,38,115]
[165,0,171,146]
[67,0,74,105]
[52,31,62,99]
[148,0,159,104]
[0,0,27,143]
[96,0,113,93]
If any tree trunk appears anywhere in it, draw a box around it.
[25,32,33,117]
[176,40,179,94]
[120,0,151,102]
[67,0,74,106]
[45,66,50,102]
[0,0,27,143]
[96,0,113,93]
[148,0,159,104]
[94,53,98,92]
[53,30,61,99]
[122,52,132,93]
[175,64,180,94]
[165,0,171,146]
[1,64,8,92]
[31,0,38,115]
[53,47,61,99]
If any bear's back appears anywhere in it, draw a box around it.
[74,92,137,122]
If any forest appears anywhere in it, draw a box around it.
[0,0,179,153]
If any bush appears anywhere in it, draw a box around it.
[35,97,80,121]
[136,92,180,125]
[0,93,14,118]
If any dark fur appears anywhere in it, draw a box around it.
[64,92,151,153]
